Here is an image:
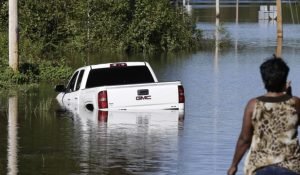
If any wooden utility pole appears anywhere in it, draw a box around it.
[276,0,283,38]
[9,0,19,72]
[276,37,283,57]
[215,0,220,72]
[236,0,239,23]
[276,0,283,57]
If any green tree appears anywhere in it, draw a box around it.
[0,1,8,61]
[19,0,85,57]
[126,0,198,52]
[88,0,201,52]
[1,0,203,58]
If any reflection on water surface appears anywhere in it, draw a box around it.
[70,109,184,174]
[8,97,18,175]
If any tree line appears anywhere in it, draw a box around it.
[0,0,203,61]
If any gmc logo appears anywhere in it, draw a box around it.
[136,95,152,100]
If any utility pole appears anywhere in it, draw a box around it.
[276,0,283,57]
[236,0,239,23]
[216,0,220,18]
[9,0,19,72]
[215,0,220,72]
[276,0,283,38]
[215,0,220,49]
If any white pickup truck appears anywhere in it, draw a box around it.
[55,62,185,111]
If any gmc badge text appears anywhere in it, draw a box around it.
[136,95,152,100]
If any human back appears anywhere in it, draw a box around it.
[244,94,300,174]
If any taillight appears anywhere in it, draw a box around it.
[178,85,185,103]
[98,90,108,109]
[110,63,127,67]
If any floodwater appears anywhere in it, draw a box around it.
[1,5,300,175]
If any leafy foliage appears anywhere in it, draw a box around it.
[88,0,201,52]
[0,58,72,88]
[126,0,196,52]
[1,0,203,56]
[0,32,8,60]
[19,0,85,56]
[0,1,8,31]
[38,60,73,81]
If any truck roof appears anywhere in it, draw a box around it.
[90,62,148,70]
[74,62,149,72]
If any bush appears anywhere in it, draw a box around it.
[0,60,73,88]
[38,60,73,82]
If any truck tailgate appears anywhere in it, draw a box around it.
[105,82,182,110]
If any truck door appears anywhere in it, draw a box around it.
[63,70,84,111]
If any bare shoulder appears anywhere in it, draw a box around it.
[293,96,300,125]
[246,98,257,110]
[292,96,300,102]
[292,96,300,110]
[292,96,300,106]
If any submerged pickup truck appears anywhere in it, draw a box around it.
[55,62,185,111]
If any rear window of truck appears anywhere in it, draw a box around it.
[86,66,155,88]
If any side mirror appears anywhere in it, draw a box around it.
[54,85,66,92]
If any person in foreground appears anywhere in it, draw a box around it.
[227,56,300,175]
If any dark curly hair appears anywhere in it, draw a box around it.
[260,55,289,92]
